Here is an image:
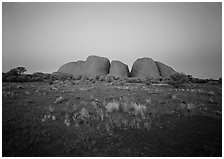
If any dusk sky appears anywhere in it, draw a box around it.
[2,2,222,79]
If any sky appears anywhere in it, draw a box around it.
[2,2,222,79]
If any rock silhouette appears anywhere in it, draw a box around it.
[84,55,110,78]
[57,61,86,79]
[54,55,177,79]
[130,58,161,79]
[109,60,129,78]
[57,55,110,79]
[155,61,176,78]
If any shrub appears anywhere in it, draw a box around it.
[31,76,43,82]
[170,73,188,82]
[33,72,45,77]
[16,67,27,75]
[6,76,17,82]
[43,73,51,80]
[192,78,207,84]
[125,77,143,83]
[50,72,72,81]
[6,67,26,76]
[105,101,120,113]
[129,102,147,119]
[3,67,28,82]
[32,72,45,81]
[79,108,90,120]
[105,75,115,83]
[168,73,190,88]
[15,75,30,82]
[2,73,8,82]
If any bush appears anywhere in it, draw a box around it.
[50,72,73,81]
[125,77,143,83]
[43,73,51,80]
[5,76,17,82]
[16,75,30,82]
[31,76,43,82]
[105,75,115,83]
[105,101,120,113]
[170,73,188,82]
[6,67,26,76]
[33,72,45,77]
[168,73,190,88]
[191,78,207,84]
[3,73,31,83]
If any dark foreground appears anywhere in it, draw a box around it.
[2,80,222,156]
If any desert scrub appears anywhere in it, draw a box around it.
[119,101,147,119]
[168,73,190,88]
[79,108,90,120]
[129,102,147,119]
[126,77,144,83]
[105,101,120,113]
[105,75,115,83]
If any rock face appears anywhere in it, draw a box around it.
[57,61,86,79]
[109,60,129,78]
[130,58,161,79]
[155,61,176,78]
[84,56,110,78]
[54,55,177,80]
[57,55,110,79]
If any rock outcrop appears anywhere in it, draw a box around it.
[53,55,177,80]
[57,55,110,79]
[57,61,86,79]
[155,61,176,78]
[109,60,129,78]
[130,58,161,79]
[84,55,110,78]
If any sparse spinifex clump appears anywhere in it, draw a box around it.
[2,56,222,157]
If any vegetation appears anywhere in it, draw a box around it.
[167,73,190,88]
[3,67,51,82]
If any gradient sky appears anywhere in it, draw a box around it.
[2,2,222,79]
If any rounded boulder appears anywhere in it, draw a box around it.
[84,55,110,78]
[130,58,161,79]
[109,60,129,78]
[155,61,177,78]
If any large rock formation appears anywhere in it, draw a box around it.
[130,58,161,79]
[53,55,177,80]
[155,61,176,78]
[57,61,86,79]
[109,60,129,78]
[84,56,110,78]
[57,55,110,79]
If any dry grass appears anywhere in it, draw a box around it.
[105,101,120,113]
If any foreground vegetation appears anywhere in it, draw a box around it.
[2,67,222,156]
